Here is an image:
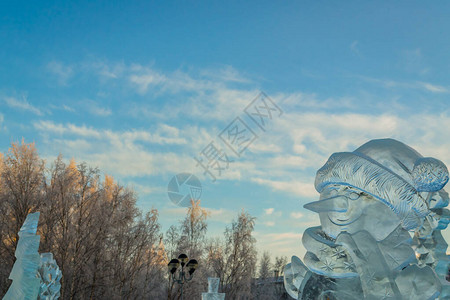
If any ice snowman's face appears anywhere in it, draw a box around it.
[309,185,402,241]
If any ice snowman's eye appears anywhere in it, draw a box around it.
[348,192,360,200]
[330,188,338,196]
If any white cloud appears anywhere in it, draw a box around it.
[85,101,112,117]
[419,82,448,93]
[28,61,450,214]
[290,212,304,219]
[34,121,187,145]
[127,64,226,95]
[249,141,282,153]
[208,208,237,224]
[277,92,354,110]
[34,107,450,203]
[255,231,304,257]
[129,71,167,94]
[2,96,43,116]
[34,120,67,135]
[356,75,447,94]
[160,206,236,224]
[49,104,75,112]
[47,61,73,85]
[350,40,361,56]
[259,232,303,242]
[128,181,165,196]
[160,206,189,221]
[252,178,317,198]
[33,120,193,177]
[199,65,252,83]
[264,208,274,215]
[88,104,112,116]
[127,84,259,124]
[91,61,126,79]
[249,110,450,203]
[60,60,261,123]
[34,121,102,138]
[72,99,113,117]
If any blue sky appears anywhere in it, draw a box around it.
[1,1,450,258]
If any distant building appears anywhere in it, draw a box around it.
[254,271,290,299]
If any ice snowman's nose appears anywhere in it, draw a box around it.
[303,196,348,213]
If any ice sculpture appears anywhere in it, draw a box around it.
[37,253,62,300]
[202,278,225,300]
[284,139,450,299]
[3,212,61,300]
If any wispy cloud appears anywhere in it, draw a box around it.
[208,208,237,224]
[127,181,165,196]
[258,232,303,242]
[0,113,4,131]
[91,61,126,79]
[129,69,167,94]
[84,100,113,116]
[401,48,430,75]
[199,65,252,83]
[28,61,450,210]
[160,206,236,224]
[2,96,43,116]
[419,82,448,93]
[264,208,274,215]
[255,231,304,257]
[252,178,317,198]
[33,102,450,205]
[47,61,74,85]
[34,120,187,145]
[290,212,304,219]
[49,104,75,112]
[276,92,354,110]
[356,75,448,94]
[34,121,102,138]
[86,60,253,98]
[44,59,260,124]
[33,120,191,177]
[350,40,361,56]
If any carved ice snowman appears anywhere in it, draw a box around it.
[284,139,450,300]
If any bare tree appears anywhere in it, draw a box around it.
[0,141,45,294]
[0,142,165,299]
[166,200,209,300]
[207,210,257,300]
[1,141,287,300]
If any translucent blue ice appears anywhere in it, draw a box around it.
[285,139,450,299]
[3,213,41,300]
[4,212,61,300]
[202,278,225,300]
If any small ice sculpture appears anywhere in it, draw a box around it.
[202,278,225,300]
[3,212,61,300]
[37,253,62,300]
[284,139,450,299]
[3,212,41,300]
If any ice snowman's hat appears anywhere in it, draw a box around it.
[314,138,449,230]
